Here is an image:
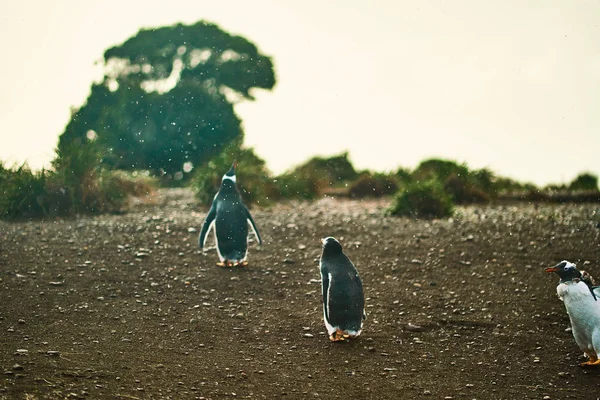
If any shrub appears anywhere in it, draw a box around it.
[387,179,454,219]
[412,159,469,182]
[569,173,599,192]
[192,141,277,206]
[274,173,319,200]
[395,167,413,184]
[348,172,399,198]
[274,152,358,199]
[0,163,49,219]
[443,174,490,204]
[0,142,156,220]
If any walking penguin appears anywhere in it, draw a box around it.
[545,260,600,367]
[319,237,366,341]
[198,163,262,267]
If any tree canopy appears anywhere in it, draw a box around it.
[58,21,276,175]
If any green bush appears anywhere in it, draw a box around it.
[0,142,156,220]
[395,167,413,184]
[49,140,151,213]
[569,173,598,191]
[274,152,358,199]
[274,173,319,200]
[412,159,470,182]
[192,141,277,206]
[0,163,49,219]
[443,173,490,204]
[387,179,454,219]
[348,172,399,198]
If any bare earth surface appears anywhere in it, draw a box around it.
[1,188,600,400]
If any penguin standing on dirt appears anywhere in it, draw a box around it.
[319,237,366,342]
[198,163,262,267]
[545,260,600,367]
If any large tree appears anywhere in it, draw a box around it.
[58,21,276,175]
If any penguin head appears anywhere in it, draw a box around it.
[545,260,582,282]
[321,237,343,256]
[222,162,237,183]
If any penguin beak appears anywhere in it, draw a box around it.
[545,266,560,273]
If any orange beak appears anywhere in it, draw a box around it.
[545,267,560,273]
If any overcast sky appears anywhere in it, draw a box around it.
[1,0,599,185]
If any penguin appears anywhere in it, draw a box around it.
[545,260,600,367]
[198,163,262,267]
[319,237,366,342]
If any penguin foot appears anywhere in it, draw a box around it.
[236,261,248,267]
[580,359,600,367]
[329,329,352,342]
[217,261,235,268]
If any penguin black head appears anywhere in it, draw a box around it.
[321,237,343,257]
[223,162,237,183]
[545,260,582,282]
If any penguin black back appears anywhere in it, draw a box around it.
[319,237,365,341]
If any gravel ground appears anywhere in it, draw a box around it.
[1,188,600,399]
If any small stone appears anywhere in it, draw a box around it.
[411,259,423,264]
[283,258,295,264]
[15,349,28,355]
[188,227,197,233]
[48,281,64,286]
[47,350,60,357]
[406,323,424,332]
[12,364,23,371]
[303,333,314,338]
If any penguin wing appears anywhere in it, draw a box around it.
[244,206,262,245]
[198,203,217,249]
[592,286,600,301]
[355,270,366,320]
[321,270,331,321]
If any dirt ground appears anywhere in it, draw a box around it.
[1,188,600,400]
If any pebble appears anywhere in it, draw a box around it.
[411,259,423,264]
[303,333,314,338]
[188,227,197,233]
[406,323,425,332]
[47,350,60,357]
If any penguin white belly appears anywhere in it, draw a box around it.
[559,282,600,358]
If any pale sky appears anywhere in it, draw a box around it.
[1,0,599,185]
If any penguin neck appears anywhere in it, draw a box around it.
[558,281,597,305]
[322,248,343,259]
[218,181,240,199]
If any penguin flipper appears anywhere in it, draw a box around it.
[245,206,262,245]
[592,286,600,301]
[199,203,217,250]
[321,271,330,322]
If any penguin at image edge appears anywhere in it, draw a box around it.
[319,237,366,342]
[545,260,600,367]
[198,162,262,267]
